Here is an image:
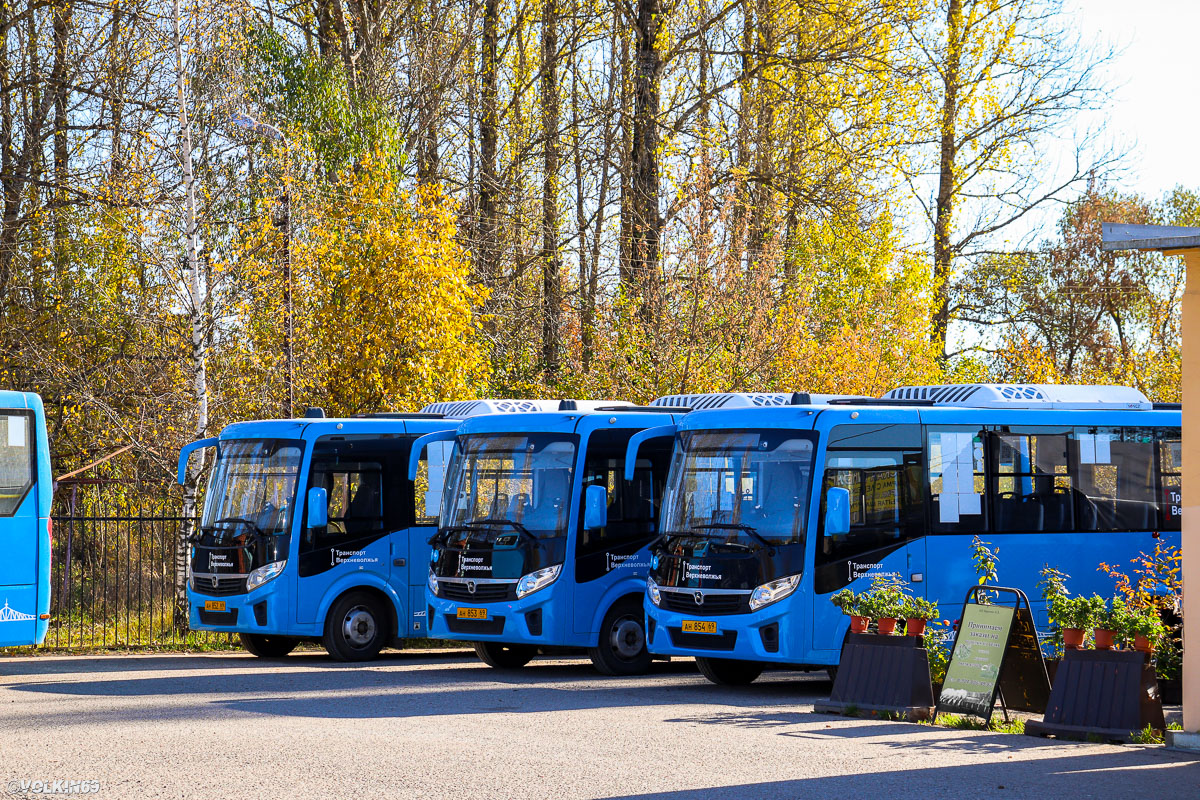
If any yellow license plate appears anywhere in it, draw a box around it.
[457,607,488,620]
[204,600,226,612]
[682,619,718,634]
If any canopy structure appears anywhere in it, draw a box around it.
[1102,222,1200,750]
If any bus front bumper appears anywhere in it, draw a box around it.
[426,585,565,646]
[187,580,291,635]
[645,597,825,665]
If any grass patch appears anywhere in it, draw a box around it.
[925,713,1025,734]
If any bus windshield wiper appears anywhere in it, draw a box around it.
[463,518,540,546]
[688,522,773,550]
[657,528,752,552]
[206,516,268,538]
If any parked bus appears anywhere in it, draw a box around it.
[638,385,1182,685]
[179,408,470,661]
[416,398,695,674]
[0,391,52,647]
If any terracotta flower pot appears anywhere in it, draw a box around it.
[1094,628,1116,650]
[1063,628,1085,649]
[906,618,927,637]
[877,617,898,635]
[1134,633,1155,653]
[850,615,870,634]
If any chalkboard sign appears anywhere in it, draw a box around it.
[935,586,1050,724]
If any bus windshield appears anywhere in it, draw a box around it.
[201,439,304,539]
[662,430,816,545]
[441,433,577,539]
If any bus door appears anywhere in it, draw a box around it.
[0,410,38,644]
[572,429,670,635]
[406,440,452,635]
[296,437,397,625]
[812,422,924,653]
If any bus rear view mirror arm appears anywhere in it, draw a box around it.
[824,486,851,537]
[177,438,218,485]
[407,429,458,481]
[584,484,608,530]
[623,424,676,481]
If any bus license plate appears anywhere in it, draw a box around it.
[682,620,717,634]
[457,607,488,620]
[204,600,226,612]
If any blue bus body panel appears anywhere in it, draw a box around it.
[427,409,681,650]
[0,391,51,646]
[645,402,1183,667]
[187,416,455,642]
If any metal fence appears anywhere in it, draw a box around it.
[36,491,234,650]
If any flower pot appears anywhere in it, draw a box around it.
[850,615,870,634]
[906,618,927,637]
[1063,628,1085,649]
[877,617,898,635]
[1134,633,1155,653]
[1094,628,1116,650]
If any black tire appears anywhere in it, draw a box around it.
[239,633,298,658]
[474,641,537,669]
[695,656,764,686]
[588,599,652,676]
[322,591,389,662]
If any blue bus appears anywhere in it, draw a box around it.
[179,408,468,660]
[639,385,1182,684]
[417,399,695,674]
[0,391,52,647]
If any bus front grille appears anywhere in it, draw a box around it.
[192,573,249,596]
[439,581,516,603]
[667,628,738,651]
[445,614,506,635]
[661,591,750,616]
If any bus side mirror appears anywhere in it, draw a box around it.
[824,487,850,536]
[306,487,328,529]
[584,484,608,530]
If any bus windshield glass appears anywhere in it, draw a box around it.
[201,439,304,539]
[0,412,33,516]
[662,430,816,545]
[441,433,578,538]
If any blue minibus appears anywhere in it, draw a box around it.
[0,391,52,647]
[416,398,707,674]
[179,407,471,660]
[640,384,1182,684]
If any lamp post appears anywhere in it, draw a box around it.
[228,112,294,417]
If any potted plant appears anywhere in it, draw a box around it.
[869,582,905,636]
[903,595,938,637]
[1049,594,1103,649]
[1093,597,1117,650]
[1127,607,1166,654]
[832,589,870,634]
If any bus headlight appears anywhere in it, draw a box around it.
[428,570,439,596]
[748,574,801,611]
[647,576,661,607]
[246,560,286,591]
[516,564,561,598]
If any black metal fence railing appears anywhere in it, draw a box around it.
[36,508,234,650]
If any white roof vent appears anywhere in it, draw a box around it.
[419,399,634,419]
[883,384,1152,410]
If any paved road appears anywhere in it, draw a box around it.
[1,651,1196,799]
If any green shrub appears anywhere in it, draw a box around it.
[1049,593,1105,630]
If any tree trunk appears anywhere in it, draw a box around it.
[540,0,562,381]
[477,0,500,286]
[51,0,72,276]
[173,0,207,631]
[629,0,662,320]
[932,0,963,356]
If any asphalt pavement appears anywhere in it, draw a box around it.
[1,650,1196,799]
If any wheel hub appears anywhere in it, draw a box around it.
[610,616,645,659]
[343,605,377,647]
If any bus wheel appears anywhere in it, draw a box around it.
[239,633,298,658]
[323,591,388,662]
[695,657,764,686]
[588,600,651,676]
[474,642,537,669]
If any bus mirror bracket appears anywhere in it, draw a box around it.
[623,424,677,481]
[825,487,851,536]
[177,438,218,485]
[306,487,328,529]
[584,484,608,530]
[408,430,458,481]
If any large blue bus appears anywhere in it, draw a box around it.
[418,399,698,674]
[179,408,469,660]
[640,385,1182,684]
[0,391,52,647]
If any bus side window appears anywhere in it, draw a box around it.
[991,431,1071,533]
[414,441,452,526]
[304,461,385,551]
[817,424,922,565]
[1158,429,1182,530]
[576,429,669,556]
[927,427,987,533]
[0,412,33,516]
[1072,428,1156,532]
